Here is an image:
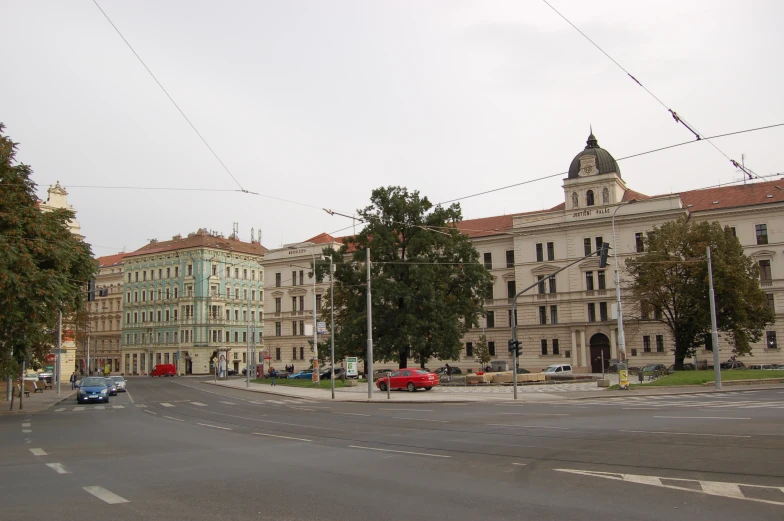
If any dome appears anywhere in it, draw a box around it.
[567,132,621,179]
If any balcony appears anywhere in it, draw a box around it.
[761,279,773,287]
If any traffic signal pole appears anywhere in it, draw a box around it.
[509,244,610,400]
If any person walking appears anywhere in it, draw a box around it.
[270,366,276,386]
[445,363,452,382]
[69,372,77,390]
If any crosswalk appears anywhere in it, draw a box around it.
[53,398,315,413]
[546,391,784,409]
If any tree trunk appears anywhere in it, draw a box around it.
[398,348,408,369]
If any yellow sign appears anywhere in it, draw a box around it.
[619,369,629,388]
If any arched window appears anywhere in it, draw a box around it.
[602,187,609,204]
[572,192,579,208]
[586,190,595,206]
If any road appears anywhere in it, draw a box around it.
[1,378,782,520]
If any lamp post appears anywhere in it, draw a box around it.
[611,200,636,387]
[147,326,153,376]
[329,255,335,399]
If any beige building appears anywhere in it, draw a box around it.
[39,181,83,238]
[82,253,126,375]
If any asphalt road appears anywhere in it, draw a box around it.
[1,377,782,520]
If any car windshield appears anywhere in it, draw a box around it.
[104,379,114,385]
[81,378,106,387]
[413,369,430,375]
[112,377,124,382]
[543,366,557,373]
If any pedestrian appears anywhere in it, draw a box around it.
[445,363,452,382]
[270,366,276,386]
[485,364,492,373]
[69,372,76,390]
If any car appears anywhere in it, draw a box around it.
[773,364,784,370]
[433,366,462,376]
[150,364,177,377]
[110,376,127,392]
[288,370,313,379]
[515,367,530,374]
[103,378,118,396]
[747,364,775,370]
[542,364,572,374]
[226,369,238,376]
[375,369,439,392]
[641,364,668,375]
[667,363,696,374]
[320,367,345,379]
[38,372,53,382]
[76,377,111,404]
[720,361,746,370]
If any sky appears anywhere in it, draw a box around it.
[2,0,783,256]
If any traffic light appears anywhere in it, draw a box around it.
[507,339,521,357]
[599,242,610,268]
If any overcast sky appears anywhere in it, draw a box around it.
[2,0,783,256]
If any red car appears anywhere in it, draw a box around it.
[375,369,439,392]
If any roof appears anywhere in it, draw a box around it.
[126,231,267,259]
[622,189,651,202]
[97,253,127,268]
[568,132,621,179]
[304,232,338,244]
[679,179,784,212]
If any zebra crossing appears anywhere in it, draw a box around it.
[547,391,784,409]
[52,399,315,413]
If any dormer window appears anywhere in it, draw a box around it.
[586,190,595,206]
[572,192,579,208]
[602,187,609,205]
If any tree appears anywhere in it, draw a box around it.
[473,334,492,369]
[0,123,97,383]
[320,186,491,369]
[625,217,773,369]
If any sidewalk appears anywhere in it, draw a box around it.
[0,388,75,415]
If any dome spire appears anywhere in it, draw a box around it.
[586,128,599,149]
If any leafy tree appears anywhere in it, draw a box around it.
[0,123,97,385]
[473,334,492,368]
[625,218,772,369]
[319,186,491,369]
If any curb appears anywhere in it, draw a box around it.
[563,383,784,401]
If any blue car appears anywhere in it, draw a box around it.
[76,377,111,404]
[288,371,313,379]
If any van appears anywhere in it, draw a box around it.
[542,364,572,374]
[150,364,176,377]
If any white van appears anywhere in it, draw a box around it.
[542,364,572,374]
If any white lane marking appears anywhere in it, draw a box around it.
[135,404,147,408]
[160,403,175,407]
[390,417,450,423]
[488,424,569,430]
[219,401,237,405]
[112,405,124,409]
[144,410,157,415]
[125,390,135,404]
[83,486,129,504]
[349,445,451,458]
[253,432,312,442]
[22,422,31,427]
[95,406,105,410]
[653,416,750,420]
[512,463,527,466]
[164,416,185,422]
[498,412,569,416]
[622,408,658,410]
[22,429,32,433]
[385,408,433,412]
[196,423,231,430]
[336,412,370,417]
[555,469,784,507]
[266,400,285,404]
[74,407,85,411]
[620,430,750,438]
[291,407,315,411]
[46,463,70,474]
[55,408,65,412]
[30,448,47,456]
[190,402,208,406]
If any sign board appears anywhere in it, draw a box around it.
[317,321,327,334]
[346,357,358,377]
[50,349,65,355]
[212,357,218,363]
[619,369,629,389]
[45,366,54,371]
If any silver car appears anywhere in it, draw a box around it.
[110,376,127,392]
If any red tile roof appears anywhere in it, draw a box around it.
[679,179,784,212]
[304,233,337,244]
[97,253,127,267]
[126,231,267,259]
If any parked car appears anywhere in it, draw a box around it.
[103,378,118,396]
[110,376,127,392]
[375,369,439,392]
[542,364,572,374]
[515,367,530,374]
[288,370,313,379]
[372,369,391,381]
[667,363,696,374]
[38,372,53,382]
[772,364,784,370]
[76,377,111,404]
[320,367,345,379]
[150,364,176,377]
[747,364,775,370]
[641,364,668,375]
[226,369,238,376]
[433,366,462,376]
[720,361,746,370]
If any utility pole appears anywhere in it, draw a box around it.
[86,325,91,376]
[330,255,335,399]
[707,246,722,390]
[57,309,62,395]
[366,248,373,399]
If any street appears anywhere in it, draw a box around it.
[1,378,782,520]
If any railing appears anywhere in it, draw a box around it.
[761,280,773,287]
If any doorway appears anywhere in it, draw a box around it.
[589,333,611,373]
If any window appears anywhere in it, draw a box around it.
[157,310,162,322]
[252,290,256,301]
[235,268,239,279]
[486,311,495,328]
[165,309,170,321]
[292,321,298,335]
[300,347,304,360]
[643,335,651,352]
[226,267,231,278]
[488,341,495,356]
[486,282,494,300]
[466,342,473,357]
[507,280,516,298]
[547,242,554,261]
[244,289,248,300]
[599,302,608,321]
[275,348,281,360]
[583,238,592,256]
[316,294,322,311]
[126,313,130,325]
[158,269,162,279]
[212,265,217,276]
[299,320,304,335]
[483,252,492,270]
[759,260,772,282]
[548,277,556,294]
[143,271,146,281]
[166,267,171,278]
[187,265,193,276]
[602,187,609,205]
[275,322,281,336]
[174,266,179,277]
[729,226,736,237]
[275,273,281,287]
[631,348,637,357]
[541,339,548,355]
[300,270,305,284]
[598,270,606,290]
[234,332,239,343]
[252,270,256,280]
[506,250,515,268]
[127,273,131,283]
[537,275,545,294]
[275,298,281,312]
[552,339,560,355]
[135,272,139,282]
[539,306,547,325]
[588,303,596,322]
[142,291,146,302]
[756,224,768,245]
[508,309,517,327]
[243,269,248,280]
[536,243,543,262]
[766,331,778,349]
[550,305,558,324]
[292,347,297,360]
[226,309,230,321]
[234,287,239,299]
[654,306,663,320]
[635,232,644,253]
[243,331,247,343]
[292,271,297,286]
[767,293,775,313]
[585,271,594,291]
[656,335,664,353]
[586,190,595,206]
[595,237,603,256]
[234,309,239,321]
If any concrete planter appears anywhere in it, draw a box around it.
[597,378,611,387]
[345,379,358,387]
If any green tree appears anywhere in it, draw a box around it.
[0,123,97,384]
[625,218,772,369]
[473,334,492,368]
[320,186,491,369]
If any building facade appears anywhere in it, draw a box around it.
[121,229,265,376]
[82,253,126,375]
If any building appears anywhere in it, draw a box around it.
[82,253,126,375]
[121,229,265,376]
[455,132,784,372]
[39,181,83,238]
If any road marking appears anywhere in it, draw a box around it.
[390,417,451,423]
[197,423,231,430]
[74,407,84,411]
[554,469,784,507]
[46,463,70,474]
[653,416,750,420]
[253,432,312,442]
[190,402,208,406]
[22,422,31,427]
[291,407,315,411]
[164,416,185,422]
[83,486,129,504]
[22,429,32,433]
[55,408,65,412]
[95,406,105,410]
[30,448,47,456]
[125,390,135,404]
[112,405,124,409]
[144,410,157,415]
[385,408,433,412]
[348,445,450,458]
[512,463,527,466]
[266,400,285,404]
[620,430,750,438]
[219,401,236,405]
[488,424,569,430]
[498,412,569,416]
[336,412,370,417]
[160,403,175,407]
[135,404,147,408]
[623,408,658,410]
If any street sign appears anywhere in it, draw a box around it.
[50,349,65,355]
[45,366,54,371]
[212,357,218,363]
[346,357,358,377]
[317,321,327,334]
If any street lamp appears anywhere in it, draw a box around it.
[611,199,636,374]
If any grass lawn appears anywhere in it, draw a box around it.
[614,370,784,389]
[251,377,361,389]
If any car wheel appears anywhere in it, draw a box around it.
[425,387,432,391]
[407,382,416,392]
